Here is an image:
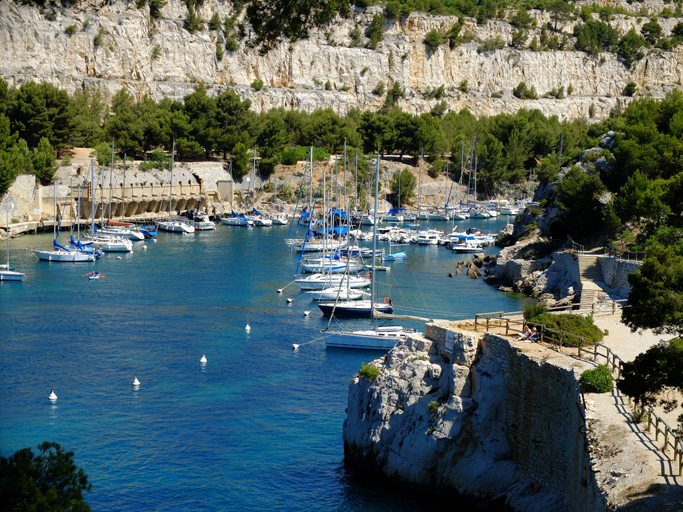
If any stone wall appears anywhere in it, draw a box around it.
[0,175,40,225]
[343,324,605,511]
[599,257,643,298]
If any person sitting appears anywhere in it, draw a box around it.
[517,326,532,341]
[528,327,539,342]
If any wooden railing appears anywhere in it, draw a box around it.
[474,308,682,474]
[644,407,683,475]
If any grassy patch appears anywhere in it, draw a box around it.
[358,362,380,382]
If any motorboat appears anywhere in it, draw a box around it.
[184,209,215,230]
[452,240,485,253]
[416,231,440,245]
[157,220,195,234]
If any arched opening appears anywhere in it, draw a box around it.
[549,221,567,240]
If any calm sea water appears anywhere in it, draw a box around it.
[0,217,529,511]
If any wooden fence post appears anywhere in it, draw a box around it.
[505,319,509,336]
[577,337,582,357]
[486,317,490,331]
[475,315,478,330]
[540,324,544,343]
[664,428,669,453]
[655,416,660,441]
[594,343,598,362]
[647,409,652,433]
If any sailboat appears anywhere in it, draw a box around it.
[35,182,97,262]
[0,203,25,281]
[321,154,418,347]
[158,139,195,234]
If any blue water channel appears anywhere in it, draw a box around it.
[0,217,530,511]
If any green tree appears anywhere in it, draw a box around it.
[390,168,417,206]
[104,88,144,156]
[148,0,167,19]
[641,21,662,45]
[0,442,92,512]
[511,7,532,29]
[231,142,249,179]
[32,137,58,185]
[366,13,385,49]
[185,6,204,34]
[617,28,646,69]
[556,166,606,240]
[384,0,401,19]
[424,29,444,51]
[547,0,573,31]
[208,12,221,31]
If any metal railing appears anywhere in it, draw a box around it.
[605,249,647,262]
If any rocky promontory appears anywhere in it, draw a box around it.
[343,323,605,511]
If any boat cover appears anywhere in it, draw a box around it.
[231,210,248,220]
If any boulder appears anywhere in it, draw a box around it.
[467,266,482,279]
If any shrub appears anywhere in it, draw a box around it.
[579,365,614,393]
[630,409,647,423]
[428,159,445,178]
[589,102,596,118]
[82,19,90,31]
[208,12,221,31]
[151,44,161,60]
[251,79,264,91]
[225,36,239,52]
[624,81,637,96]
[366,13,385,49]
[216,44,224,61]
[424,29,444,51]
[513,82,538,99]
[65,24,78,36]
[184,6,204,34]
[490,90,503,98]
[325,80,332,91]
[373,81,385,96]
[60,154,72,167]
[93,28,104,47]
[280,145,330,165]
[139,150,170,170]
[524,304,548,320]
[359,362,380,382]
[477,36,505,53]
[428,401,439,413]
[531,313,605,343]
[458,80,468,93]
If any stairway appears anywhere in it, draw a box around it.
[578,254,604,310]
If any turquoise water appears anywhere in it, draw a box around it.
[0,217,529,511]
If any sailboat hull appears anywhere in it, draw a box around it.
[317,301,393,318]
[323,330,404,350]
[34,250,96,262]
[0,270,25,281]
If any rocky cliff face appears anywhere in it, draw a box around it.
[1,0,681,120]
[343,324,605,511]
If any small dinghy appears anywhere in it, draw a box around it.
[86,271,105,280]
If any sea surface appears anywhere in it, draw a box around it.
[0,217,530,511]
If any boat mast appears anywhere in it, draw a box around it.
[272,157,276,217]
[354,152,358,212]
[169,138,175,219]
[6,206,9,266]
[108,138,115,221]
[371,153,380,327]
[53,181,57,240]
[418,146,423,222]
[91,160,95,235]
[459,139,464,206]
[473,155,478,203]
[77,184,80,241]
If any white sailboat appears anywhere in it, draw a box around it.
[35,181,97,263]
[158,140,195,234]
[322,154,416,348]
[1,203,25,281]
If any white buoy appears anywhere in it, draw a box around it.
[152,239,157,243]
[293,344,300,350]
[117,256,122,260]
[245,322,251,331]
[143,245,147,250]
[277,288,283,294]
[200,355,207,363]
[133,377,140,386]
[304,311,310,316]
[287,298,293,303]
[48,390,58,401]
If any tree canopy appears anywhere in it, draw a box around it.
[0,442,92,512]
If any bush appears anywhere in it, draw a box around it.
[359,362,380,382]
[530,313,605,343]
[372,81,385,96]
[424,29,444,51]
[251,79,264,91]
[579,365,614,393]
[280,145,330,165]
[513,82,538,99]
[184,6,204,34]
[624,81,637,97]
[60,154,72,167]
[366,13,385,49]
[139,149,170,170]
[225,36,239,52]
[477,36,505,53]
[428,158,445,178]
[65,24,78,36]
[151,44,161,60]
[428,401,439,413]
[524,303,548,320]
[93,28,104,47]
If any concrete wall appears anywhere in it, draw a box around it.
[598,257,643,299]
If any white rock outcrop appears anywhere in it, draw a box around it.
[1,0,682,119]
[343,324,605,511]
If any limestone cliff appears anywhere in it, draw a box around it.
[1,0,681,120]
[343,324,605,511]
